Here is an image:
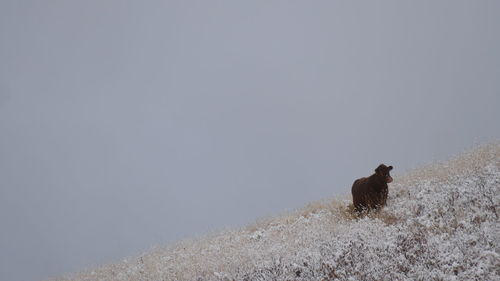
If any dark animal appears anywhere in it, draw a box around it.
[351,164,393,213]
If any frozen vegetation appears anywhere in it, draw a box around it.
[52,143,499,281]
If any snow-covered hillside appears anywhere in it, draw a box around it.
[53,143,499,281]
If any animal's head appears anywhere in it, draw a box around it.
[375,164,393,183]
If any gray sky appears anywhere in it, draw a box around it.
[1,1,499,280]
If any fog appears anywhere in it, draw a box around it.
[1,1,499,281]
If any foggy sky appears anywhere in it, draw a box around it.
[1,1,499,281]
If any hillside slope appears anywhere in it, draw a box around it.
[53,144,500,281]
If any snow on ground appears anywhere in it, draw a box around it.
[52,143,500,281]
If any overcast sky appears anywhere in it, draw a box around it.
[1,1,499,281]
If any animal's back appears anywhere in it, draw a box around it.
[351,177,370,211]
[352,177,368,194]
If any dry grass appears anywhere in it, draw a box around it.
[397,142,500,186]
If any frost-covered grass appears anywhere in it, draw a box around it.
[52,143,500,281]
